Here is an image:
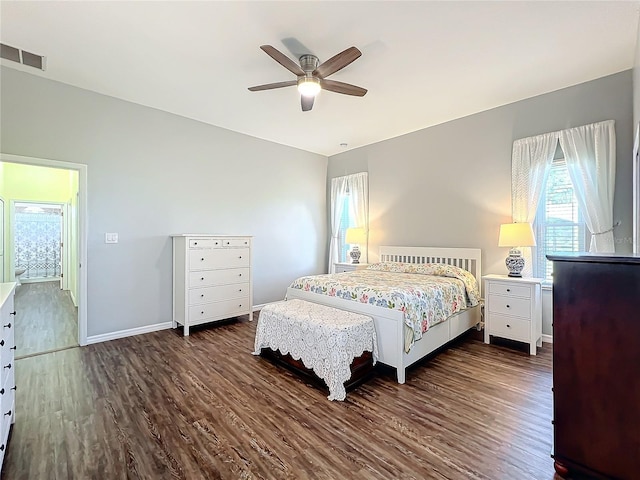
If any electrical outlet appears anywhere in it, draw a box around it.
[105,233,118,244]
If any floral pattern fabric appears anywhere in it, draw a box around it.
[289,262,480,352]
[253,299,378,401]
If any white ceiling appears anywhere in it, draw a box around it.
[1,1,639,156]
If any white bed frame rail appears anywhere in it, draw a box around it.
[286,246,482,384]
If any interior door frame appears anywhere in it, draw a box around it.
[0,153,88,346]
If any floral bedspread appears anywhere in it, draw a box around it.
[288,262,480,352]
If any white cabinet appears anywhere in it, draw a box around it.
[334,262,369,273]
[0,282,16,471]
[483,274,543,355]
[172,235,252,336]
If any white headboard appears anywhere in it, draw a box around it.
[379,246,482,294]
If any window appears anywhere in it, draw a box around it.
[337,194,356,262]
[534,159,586,281]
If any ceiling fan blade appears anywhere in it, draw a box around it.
[320,79,367,97]
[313,47,361,78]
[301,95,314,112]
[260,45,305,76]
[248,80,297,92]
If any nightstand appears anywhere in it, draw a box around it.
[483,274,543,355]
[334,262,369,273]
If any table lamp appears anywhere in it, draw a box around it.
[498,222,536,277]
[345,227,366,264]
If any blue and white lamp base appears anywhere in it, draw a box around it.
[505,248,525,277]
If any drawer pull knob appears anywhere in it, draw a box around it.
[0,445,4,452]
[239,304,242,307]
[201,311,204,315]
[3,323,11,329]
[10,346,16,351]
[201,277,204,281]
[0,340,3,347]
[239,256,242,259]
[0,389,4,395]
[201,258,205,261]
[506,305,510,308]
[11,386,16,391]
[194,242,198,245]
[506,288,511,292]
[239,273,242,277]
[9,311,16,316]
[4,363,11,370]
[239,289,242,292]
[506,324,511,328]
[4,410,11,416]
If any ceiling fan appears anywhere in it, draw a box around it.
[248,45,367,112]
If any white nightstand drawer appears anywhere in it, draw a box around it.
[489,282,531,298]
[488,294,531,317]
[490,315,530,342]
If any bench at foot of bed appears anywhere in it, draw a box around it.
[252,299,378,401]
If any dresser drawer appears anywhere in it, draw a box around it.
[222,238,251,248]
[488,282,531,298]
[189,248,249,270]
[188,297,251,323]
[488,294,531,318]
[189,283,249,305]
[0,324,14,390]
[189,268,249,287]
[189,238,222,249]
[489,314,530,342]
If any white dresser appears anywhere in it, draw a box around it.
[172,235,252,336]
[483,274,543,355]
[0,282,16,470]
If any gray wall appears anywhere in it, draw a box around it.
[328,70,634,336]
[1,66,328,337]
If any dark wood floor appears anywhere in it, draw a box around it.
[4,314,562,479]
[14,281,78,358]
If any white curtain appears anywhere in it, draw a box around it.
[559,120,616,253]
[328,172,368,272]
[511,131,558,276]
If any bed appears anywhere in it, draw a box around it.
[286,246,482,384]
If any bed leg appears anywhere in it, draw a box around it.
[397,369,406,384]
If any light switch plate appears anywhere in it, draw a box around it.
[105,233,118,244]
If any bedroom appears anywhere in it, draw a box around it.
[1,1,639,478]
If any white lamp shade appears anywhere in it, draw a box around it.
[498,222,536,247]
[345,227,366,244]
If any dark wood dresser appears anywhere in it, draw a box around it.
[548,254,640,479]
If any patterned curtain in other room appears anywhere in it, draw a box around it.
[15,203,62,279]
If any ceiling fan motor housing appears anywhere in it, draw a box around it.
[299,54,319,75]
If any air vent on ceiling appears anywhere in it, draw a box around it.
[0,43,46,70]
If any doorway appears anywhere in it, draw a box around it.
[14,202,64,283]
[0,153,88,348]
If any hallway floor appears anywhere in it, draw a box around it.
[14,281,78,359]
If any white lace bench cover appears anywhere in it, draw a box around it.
[253,299,378,401]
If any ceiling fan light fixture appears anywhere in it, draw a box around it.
[297,77,321,97]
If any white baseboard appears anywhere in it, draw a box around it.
[542,334,553,344]
[86,321,172,345]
